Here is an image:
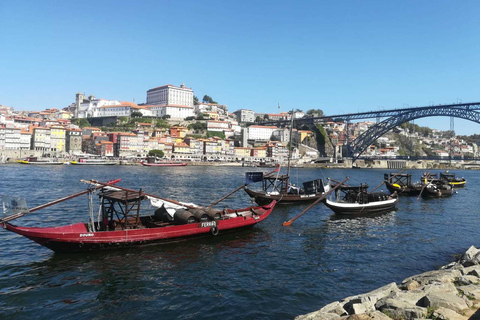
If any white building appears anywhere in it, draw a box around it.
[248,125,278,140]
[97,103,154,117]
[149,105,194,120]
[74,93,121,118]
[146,83,194,108]
[234,109,255,123]
[195,103,228,116]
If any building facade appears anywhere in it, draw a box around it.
[146,83,194,108]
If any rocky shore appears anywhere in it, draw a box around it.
[296,246,480,320]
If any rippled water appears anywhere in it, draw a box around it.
[0,165,477,319]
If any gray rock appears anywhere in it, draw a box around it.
[432,307,468,320]
[461,265,480,278]
[457,284,480,300]
[460,246,480,267]
[399,279,420,291]
[455,275,480,285]
[418,291,469,312]
[402,269,462,286]
[375,290,425,310]
[343,282,399,311]
[345,312,392,320]
[418,282,457,294]
[295,311,341,320]
[318,301,348,316]
[381,307,427,319]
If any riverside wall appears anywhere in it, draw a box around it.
[296,246,480,320]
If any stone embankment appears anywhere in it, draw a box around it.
[296,246,480,320]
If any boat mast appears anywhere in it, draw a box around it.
[286,109,294,187]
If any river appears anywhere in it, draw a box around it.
[0,165,477,319]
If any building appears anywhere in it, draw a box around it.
[247,125,278,140]
[146,83,194,108]
[49,126,66,154]
[32,127,51,152]
[149,104,194,120]
[66,128,83,154]
[234,109,255,123]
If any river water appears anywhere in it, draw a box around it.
[0,165,477,319]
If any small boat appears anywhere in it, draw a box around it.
[384,173,423,196]
[244,174,327,205]
[16,157,63,165]
[70,158,117,165]
[421,178,454,198]
[244,111,324,205]
[140,161,188,167]
[0,179,276,253]
[440,171,466,188]
[324,183,398,215]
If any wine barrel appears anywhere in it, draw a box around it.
[174,210,197,224]
[203,208,222,221]
[189,209,209,222]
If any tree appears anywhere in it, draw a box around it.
[148,149,164,158]
[162,115,171,120]
[185,116,196,121]
[263,114,269,120]
[193,95,199,105]
[77,118,91,128]
[255,116,263,123]
[130,111,143,118]
[306,109,324,117]
[203,95,214,103]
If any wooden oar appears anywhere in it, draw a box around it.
[0,179,122,224]
[369,169,406,194]
[282,177,350,226]
[264,164,280,177]
[416,173,431,201]
[329,178,350,188]
[207,184,246,209]
[82,179,201,210]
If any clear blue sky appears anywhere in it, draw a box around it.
[1,0,479,134]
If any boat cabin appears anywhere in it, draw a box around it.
[384,173,412,188]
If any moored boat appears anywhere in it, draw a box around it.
[15,157,64,165]
[70,158,117,165]
[324,183,398,215]
[384,173,423,196]
[140,161,188,167]
[440,171,466,188]
[421,178,454,198]
[0,179,276,253]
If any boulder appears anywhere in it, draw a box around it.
[399,279,420,291]
[295,311,341,320]
[418,291,469,312]
[432,307,468,320]
[461,265,480,278]
[455,275,480,286]
[380,306,427,319]
[402,269,462,286]
[459,246,480,267]
[346,311,392,320]
[318,301,348,316]
[375,291,425,310]
[457,284,480,300]
[343,282,399,312]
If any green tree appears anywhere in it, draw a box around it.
[255,116,263,123]
[306,109,324,117]
[263,114,269,120]
[193,95,199,105]
[77,118,91,128]
[162,115,171,120]
[148,149,165,158]
[156,119,170,128]
[207,131,225,139]
[185,116,196,121]
[203,95,214,103]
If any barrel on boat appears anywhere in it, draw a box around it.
[189,209,209,222]
[174,210,197,224]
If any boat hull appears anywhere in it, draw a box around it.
[141,162,188,167]
[325,197,398,215]
[385,182,422,196]
[244,188,323,205]
[2,202,276,253]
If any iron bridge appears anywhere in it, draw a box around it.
[260,102,480,162]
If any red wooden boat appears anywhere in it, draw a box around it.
[0,180,276,253]
[140,161,188,167]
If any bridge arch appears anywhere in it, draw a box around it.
[350,107,480,161]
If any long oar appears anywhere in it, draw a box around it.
[283,177,350,226]
[369,169,406,194]
[0,179,122,224]
[82,179,200,210]
[207,184,246,209]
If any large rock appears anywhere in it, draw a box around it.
[432,307,468,320]
[380,307,427,319]
[459,246,480,267]
[461,265,480,278]
[343,283,399,314]
[455,275,480,286]
[418,291,469,312]
[457,284,480,300]
[295,302,347,320]
[398,279,420,291]
[375,291,426,310]
[401,269,462,286]
[346,311,392,320]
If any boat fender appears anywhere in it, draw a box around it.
[211,226,219,236]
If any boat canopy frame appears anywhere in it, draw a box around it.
[262,175,289,194]
[100,189,146,230]
[384,173,412,187]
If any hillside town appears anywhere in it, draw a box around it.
[0,83,478,164]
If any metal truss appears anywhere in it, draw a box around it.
[350,107,480,161]
[261,102,480,127]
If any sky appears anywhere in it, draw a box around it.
[0,0,479,134]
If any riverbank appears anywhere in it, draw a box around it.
[296,246,480,320]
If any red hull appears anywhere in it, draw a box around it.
[2,201,276,253]
[141,162,188,167]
